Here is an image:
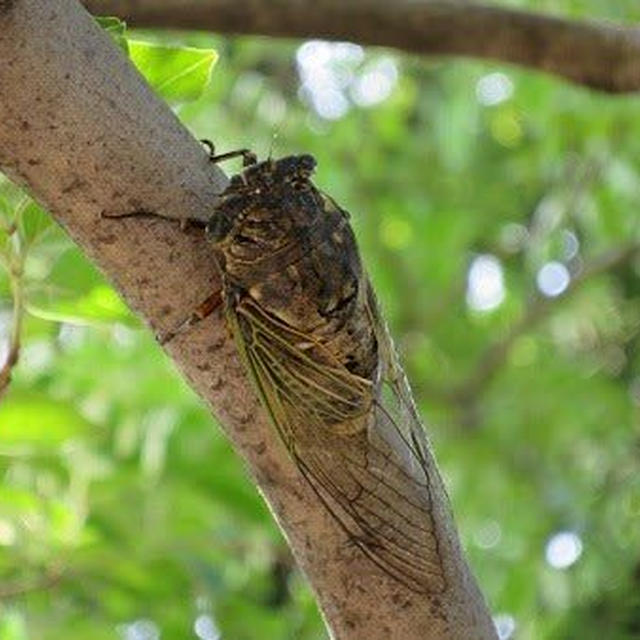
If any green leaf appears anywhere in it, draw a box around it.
[25,248,137,327]
[95,16,126,37]
[0,194,12,231]
[27,284,136,327]
[17,200,53,247]
[0,392,93,452]
[128,41,218,104]
[95,16,129,54]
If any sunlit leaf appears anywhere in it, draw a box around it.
[95,15,129,54]
[17,200,53,247]
[0,392,93,451]
[27,284,136,327]
[129,41,218,103]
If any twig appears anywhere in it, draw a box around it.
[83,0,640,93]
[0,222,24,401]
[0,565,64,599]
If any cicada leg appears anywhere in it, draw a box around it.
[99,209,207,232]
[158,289,223,345]
[200,140,257,167]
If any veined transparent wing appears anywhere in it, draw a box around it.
[225,287,447,594]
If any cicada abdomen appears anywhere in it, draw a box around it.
[207,154,447,594]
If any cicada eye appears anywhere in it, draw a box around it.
[206,213,234,243]
[298,154,316,173]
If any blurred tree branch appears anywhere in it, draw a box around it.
[0,218,24,401]
[82,0,640,93]
[0,565,64,599]
[427,243,640,410]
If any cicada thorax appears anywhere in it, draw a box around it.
[209,156,379,430]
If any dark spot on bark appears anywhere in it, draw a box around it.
[97,233,118,245]
[160,305,173,316]
[209,373,224,390]
[61,177,85,194]
[20,120,29,130]
[206,335,225,351]
[237,406,253,425]
[27,158,40,166]
[0,0,16,16]
[196,362,211,372]
[253,441,266,455]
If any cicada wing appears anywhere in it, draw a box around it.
[227,293,446,594]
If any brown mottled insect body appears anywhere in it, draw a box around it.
[209,154,377,386]
[207,153,447,594]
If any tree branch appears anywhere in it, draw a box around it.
[0,565,64,599]
[0,1,496,638]
[82,0,640,93]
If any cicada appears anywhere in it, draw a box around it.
[203,150,447,594]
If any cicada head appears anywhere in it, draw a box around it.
[206,154,320,285]
[243,154,316,189]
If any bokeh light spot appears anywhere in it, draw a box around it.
[380,216,412,250]
[545,531,583,569]
[350,57,398,107]
[194,614,221,640]
[466,254,505,312]
[476,72,514,106]
[493,613,516,640]
[490,110,523,148]
[537,261,570,297]
[0,519,16,546]
[296,40,397,120]
[473,520,502,549]
[561,229,580,260]
[117,619,160,640]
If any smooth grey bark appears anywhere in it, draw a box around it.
[0,1,497,638]
[82,0,640,93]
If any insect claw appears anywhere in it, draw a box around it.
[157,315,194,345]
[243,151,258,167]
[200,139,215,158]
[158,290,223,345]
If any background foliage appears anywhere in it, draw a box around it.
[1,2,640,638]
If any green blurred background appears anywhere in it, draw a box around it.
[1,2,640,638]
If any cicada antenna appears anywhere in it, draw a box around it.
[267,120,286,161]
